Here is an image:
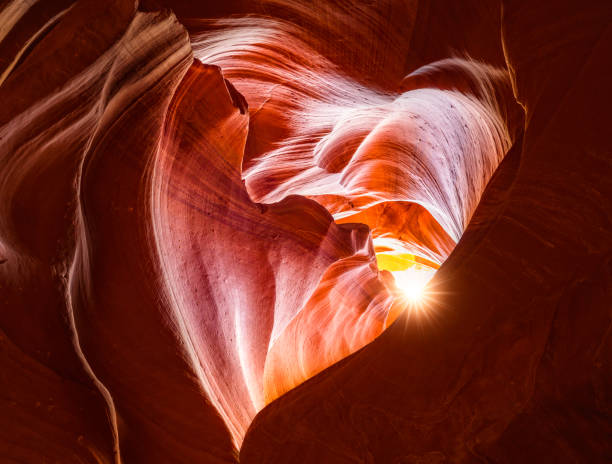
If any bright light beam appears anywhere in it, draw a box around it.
[391,267,435,303]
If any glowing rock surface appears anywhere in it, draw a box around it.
[0,0,610,463]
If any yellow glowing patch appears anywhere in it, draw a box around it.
[376,253,419,272]
[376,253,439,272]
[376,253,437,303]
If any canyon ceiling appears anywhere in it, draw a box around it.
[0,0,611,463]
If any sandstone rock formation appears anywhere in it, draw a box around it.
[1,0,610,463]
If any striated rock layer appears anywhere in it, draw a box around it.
[0,0,610,463]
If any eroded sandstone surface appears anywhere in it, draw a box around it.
[0,1,610,463]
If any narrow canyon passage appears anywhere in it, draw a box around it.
[0,1,610,463]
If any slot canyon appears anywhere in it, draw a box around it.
[0,0,611,462]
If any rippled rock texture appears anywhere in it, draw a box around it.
[1,0,610,463]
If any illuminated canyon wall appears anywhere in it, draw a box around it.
[0,0,610,463]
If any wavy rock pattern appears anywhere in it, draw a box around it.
[190,19,522,406]
[1,0,610,463]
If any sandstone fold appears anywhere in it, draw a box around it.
[1,0,610,463]
[239,0,612,462]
